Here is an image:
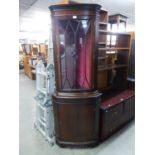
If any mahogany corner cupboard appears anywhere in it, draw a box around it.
[49,4,102,148]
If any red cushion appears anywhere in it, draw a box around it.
[100,89,135,109]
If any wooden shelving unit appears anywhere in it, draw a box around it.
[99,30,130,35]
[98,47,130,51]
[98,42,107,45]
[97,12,134,142]
[97,10,131,92]
[98,64,128,71]
[99,22,107,25]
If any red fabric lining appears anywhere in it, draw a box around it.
[59,20,91,89]
[85,32,91,87]
[76,31,91,88]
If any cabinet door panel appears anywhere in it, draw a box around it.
[57,103,98,142]
[104,103,123,124]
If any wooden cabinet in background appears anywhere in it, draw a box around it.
[23,56,36,80]
[22,43,49,80]
[127,32,135,90]
[97,10,108,90]
[100,89,135,140]
[97,10,134,143]
[97,11,131,92]
[39,44,48,58]
[23,56,31,77]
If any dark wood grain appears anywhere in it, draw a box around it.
[49,4,102,148]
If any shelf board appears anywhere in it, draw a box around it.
[98,64,128,71]
[99,30,130,35]
[99,22,107,25]
[98,47,130,51]
[98,42,107,45]
[98,56,107,60]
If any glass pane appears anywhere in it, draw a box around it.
[58,19,92,90]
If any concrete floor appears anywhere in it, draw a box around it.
[19,70,135,155]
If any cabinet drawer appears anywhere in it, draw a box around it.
[124,96,135,112]
[101,119,121,139]
[104,103,123,124]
